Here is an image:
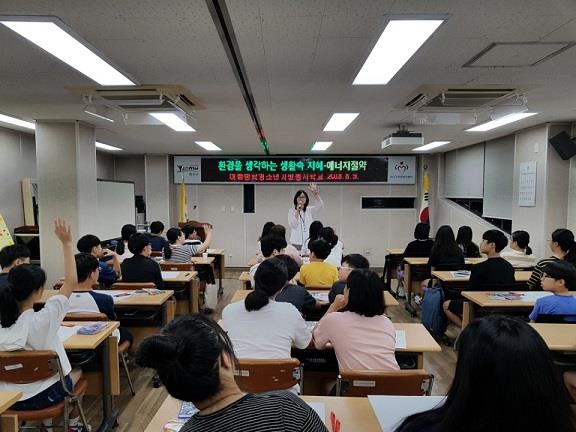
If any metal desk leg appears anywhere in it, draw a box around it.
[404,263,417,317]
[96,337,119,432]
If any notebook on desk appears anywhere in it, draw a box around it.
[368,395,445,431]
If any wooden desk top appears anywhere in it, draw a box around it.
[230,289,400,307]
[460,290,574,307]
[394,323,442,353]
[404,257,485,265]
[39,290,174,307]
[145,395,382,432]
[191,256,215,265]
[530,323,576,351]
[432,270,532,283]
[207,248,225,255]
[0,392,22,414]
[239,271,250,282]
[385,248,404,255]
[161,271,198,283]
[61,321,120,350]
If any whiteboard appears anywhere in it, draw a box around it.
[96,180,136,241]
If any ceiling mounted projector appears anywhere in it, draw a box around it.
[381,130,423,149]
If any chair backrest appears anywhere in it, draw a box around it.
[535,314,576,324]
[160,262,194,272]
[0,350,60,384]
[337,369,434,397]
[234,358,302,393]
[150,251,163,258]
[304,285,332,291]
[64,312,108,321]
[112,282,156,290]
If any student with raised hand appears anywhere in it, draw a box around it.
[444,230,515,328]
[528,228,576,290]
[114,223,136,263]
[328,253,370,303]
[77,234,120,287]
[0,219,89,431]
[529,261,576,322]
[314,269,399,371]
[163,225,213,262]
[136,314,327,432]
[319,226,343,268]
[299,239,338,287]
[0,244,31,289]
[288,184,324,251]
[456,226,481,258]
[248,235,287,286]
[121,233,163,290]
[395,315,575,432]
[147,221,167,252]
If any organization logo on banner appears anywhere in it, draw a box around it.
[387,156,416,184]
[174,156,201,183]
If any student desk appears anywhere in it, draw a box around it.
[0,392,22,432]
[61,321,120,432]
[239,271,251,289]
[530,323,576,351]
[431,270,532,288]
[161,270,200,314]
[144,395,382,432]
[207,248,226,292]
[383,247,405,292]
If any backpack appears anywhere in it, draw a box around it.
[421,281,447,338]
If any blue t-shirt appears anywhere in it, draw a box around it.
[529,294,576,321]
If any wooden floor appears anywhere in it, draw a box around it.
[84,269,457,431]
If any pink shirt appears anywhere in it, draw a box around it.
[313,311,400,371]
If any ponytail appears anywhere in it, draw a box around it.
[117,224,136,256]
[525,245,533,256]
[0,287,19,328]
[0,265,46,328]
[115,241,126,256]
[552,229,576,266]
[163,243,172,260]
[244,290,270,311]
[245,258,288,311]
[565,247,576,266]
[512,230,532,256]
[163,228,183,261]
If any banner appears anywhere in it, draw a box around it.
[419,171,430,224]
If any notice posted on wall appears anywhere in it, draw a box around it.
[518,161,537,207]
[0,213,14,250]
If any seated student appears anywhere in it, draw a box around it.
[70,253,133,344]
[456,225,481,258]
[328,253,370,303]
[248,235,287,286]
[427,226,465,269]
[299,240,339,287]
[301,220,323,257]
[0,244,31,289]
[249,221,275,265]
[274,254,325,316]
[528,228,576,290]
[403,223,434,258]
[0,220,89,431]
[444,230,515,328]
[501,230,535,267]
[147,221,168,252]
[77,234,120,287]
[529,261,576,322]
[319,226,343,268]
[136,314,327,432]
[115,224,136,263]
[222,258,311,359]
[313,269,399,371]
[163,225,213,262]
[120,233,164,290]
[268,225,302,266]
[394,315,575,432]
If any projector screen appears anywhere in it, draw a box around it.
[96,180,136,241]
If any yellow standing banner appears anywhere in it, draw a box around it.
[178,178,188,223]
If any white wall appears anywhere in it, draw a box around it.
[114,156,145,197]
[568,123,576,232]
[0,127,36,232]
[96,151,115,180]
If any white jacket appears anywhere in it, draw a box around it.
[287,198,324,246]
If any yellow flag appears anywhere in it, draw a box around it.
[178,178,188,223]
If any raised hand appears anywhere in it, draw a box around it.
[53,218,72,244]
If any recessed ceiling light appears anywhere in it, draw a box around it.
[95,141,122,151]
[0,113,35,130]
[323,113,359,132]
[353,19,444,85]
[149,113,195,132]
[466,112,538,132]
[311,141,333,151]
[195,141,222,151]
[1,18,135,86]
[413,141,450,151]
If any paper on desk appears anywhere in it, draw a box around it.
[93,290,134,303]
[450,270,471,278]
[368,395,445,431]
[58,326,82,342]
[395,330,407,349]
[517,291,553,302]
[306,402,326,424]
[312,292,329,302]
[161,271,180,279]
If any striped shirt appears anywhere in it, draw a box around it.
[527,256,560,290]
[164,244,199,263]
[180,391,327,432]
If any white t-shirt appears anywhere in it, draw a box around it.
[500,248,536,267]
[0,295,71,401]
[221,300,312,359]
[117,241,133,263]
[324,240,344,268]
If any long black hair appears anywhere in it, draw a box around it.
[245,258,287,311]
[319,226,338,249]
[116,224,137,255]
[552,228,576,266]
[456,226,480,257]
[395,315,575,432]
[293,190,310,211]
[163,228,183,260]
[136,314,236,403]
[0,265,46,328]
[512,230,532,255]
[259,221,275,241]
[431,225,462,258]
[306,221,323,245]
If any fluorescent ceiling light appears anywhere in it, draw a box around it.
[466,112,538,132]
[0,113,35,130]
[195,141,222,151]
[311,141,333,151]
[413,141,450,152]
[1,19,135,86]
[83,106,114,123]
[95,141,122,151]
[353,19,444,85]
[149,112,195,132]
[323,113,359,132]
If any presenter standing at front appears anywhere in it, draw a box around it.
[288,183,324,251]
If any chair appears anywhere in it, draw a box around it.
[160,262,194,272]
[111,282,156,290]
[0,350,89,430]
[336,369,434,397]
[64,313,135,396]
[150,251,163,258]
[535,314,576,324]
[234,358,303,393]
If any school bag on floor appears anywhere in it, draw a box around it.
[421,282,447,338]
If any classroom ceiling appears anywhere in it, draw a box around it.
[0,0,575,155]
